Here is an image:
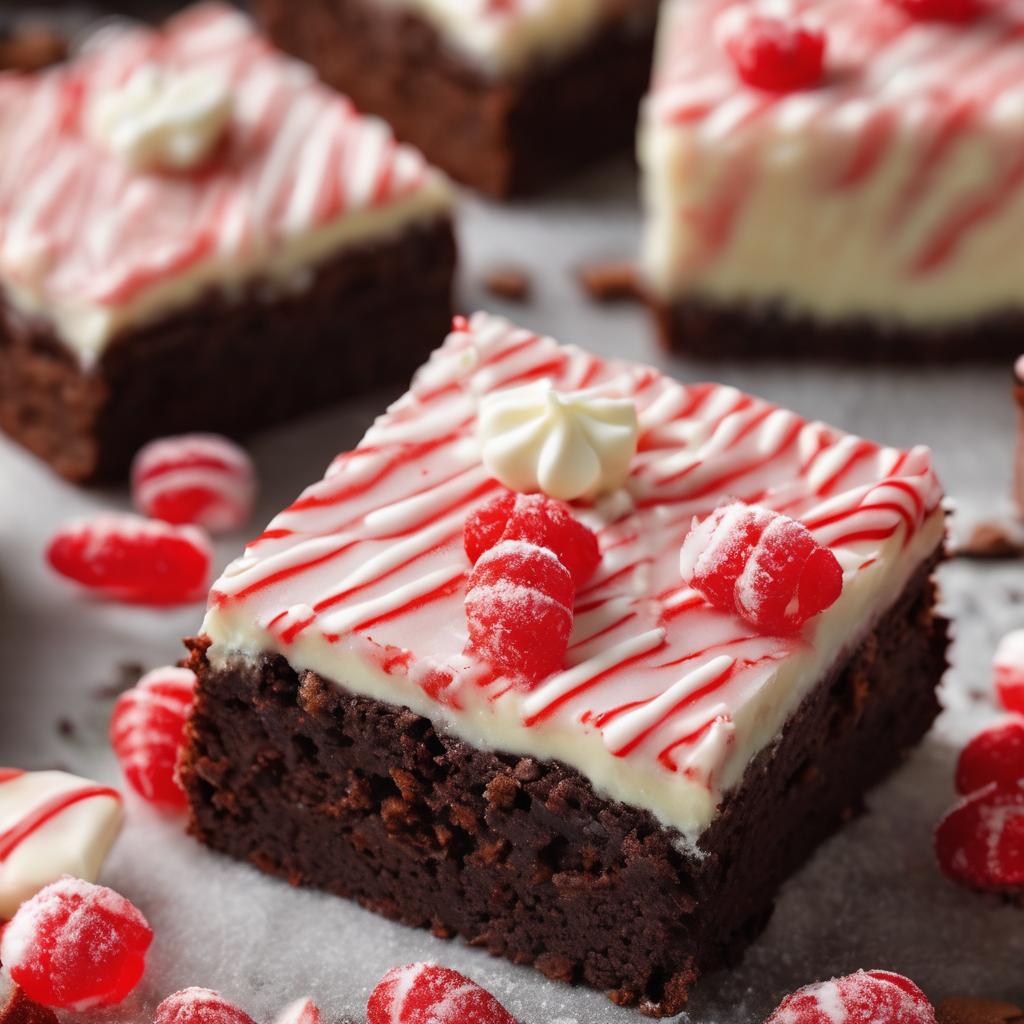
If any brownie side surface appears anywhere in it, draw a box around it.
[0,218,455,482]
[180,553,947,1017]
[654,296,1024,363]
[252,0,657,197]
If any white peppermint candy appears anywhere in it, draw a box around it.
[478,381,638,501]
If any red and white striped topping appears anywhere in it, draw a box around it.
[0,3,448,355]
[0,769,123,919]
[203,312,944,835]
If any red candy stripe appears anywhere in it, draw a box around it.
[154,988,257,1024]
[367,964,517,1024]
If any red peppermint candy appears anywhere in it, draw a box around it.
[935,783,1024,893]
[994,630,1024,714]
[679,503,843,634]
[887,0,984,22]
[465,540,573,684]
[0,877,152,1011]
[47,514,211,605]
[764,970,936,1024]
[956,718,1024,795]
[132,434,256,534]
[723,14,827,92]
[110,666,197,810]
[464,491,600,587]
[367,964,516,1024]
[154,988,256,1024]
[273,998,321,1024]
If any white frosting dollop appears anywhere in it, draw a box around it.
[478,380,639,501]
[88,64,233,172]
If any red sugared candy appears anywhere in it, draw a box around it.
[46,514,212,605]
[464,490,600,587]
[132,434,256,534]
[465,540,573,684]
[679,503,843,634]
[956,718,1024,795]
[153,988,256,1024]
[273,998,321,1024]
[0,877,152,1011]
[994,630,1024,714]
[935,783,1024,893]
[887,0,984,23]
[367,964,517,1024]
[764,970,936,1024]
[110,666,197,810]
[723,14,827,92]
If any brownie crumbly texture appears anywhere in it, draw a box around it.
[0,220,455,483]
[252,0,657,197]
[181,554,947,1017]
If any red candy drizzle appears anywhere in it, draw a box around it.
[110,667,198,810]
[764,969,936,1024]
[154,988,256,1024]
[887,0,984,22]
[367,963,517,1024]
[935,784,1024,894]
[132,434,256,534]
[679,503,843,634]
[723,15,827,92]
[465,541,574,684]
[955,718,1024,795]
[465,491,600,588]
[0,877,152,1011]
[46,514,211,605]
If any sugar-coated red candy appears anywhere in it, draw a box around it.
[110,666,197,810]
[466,540,574,684]
[679,503,843,634]
[764,969,936,1024]
[935,783,1024,893]
[465,491,601,587]
[723,14,827,93]
[887,0,984,22]
[367,963,517,1024]
[956,718,1024,795]
[46,514,211,605]
[132,434,256,534]
[273,997,321,1024]
[994,630,1024,714]
[153,988,256,1024]
[0,877,152,1011]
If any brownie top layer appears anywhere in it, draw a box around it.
[640,0,1024,324]
[202,312,944,842]
[0,3,451,362]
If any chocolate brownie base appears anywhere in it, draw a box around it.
[655,297,1024,362]
[252,0,658,197]
[180,552,946,1017]
[0,218,455,483]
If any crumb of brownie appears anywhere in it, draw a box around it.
[936,996,1024,1024]
[0,26,66,73]
[484,267,531,302]
[577,261,644,303]
[954,520,1024,559]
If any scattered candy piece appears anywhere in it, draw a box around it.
[764,969,936,1024]
[956,718,1024,795]
[132,434,256,534]
[935,995,1024,1024]
[679,503,843,634]
[577,261,644,304]
[0,877,152,1011]
[465,540,573,684]
[153,988,256,1024]
[0,973,58,1024]
[994,630,1024,714]
[723,14,827,92]
[46,514,212,604]
[367,963,516,1024]
[0,768,123,919]
[109,667,197,810]
[935,784,1024,894]
[483,267,531,303]
[464,491,600,587]
[273,997,321,1024]
[887,0,984,23]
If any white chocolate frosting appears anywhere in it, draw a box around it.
[478,381,639,501]
[0,769,123,919]
[641,0,1024,327]
[201,313,944,843]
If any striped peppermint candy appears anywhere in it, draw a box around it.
[132,434,256,534]
[109,667,197,810]
[765,970,936,1024]
[273,998,321,1024]
[367,964,516,1024]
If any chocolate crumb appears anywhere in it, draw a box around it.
[56,717,75,739]
[936,996,1024,1024]
[577,261,644,303]
[484,267,531,302]
[0,26,67,73]
[954,520,1024,559]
